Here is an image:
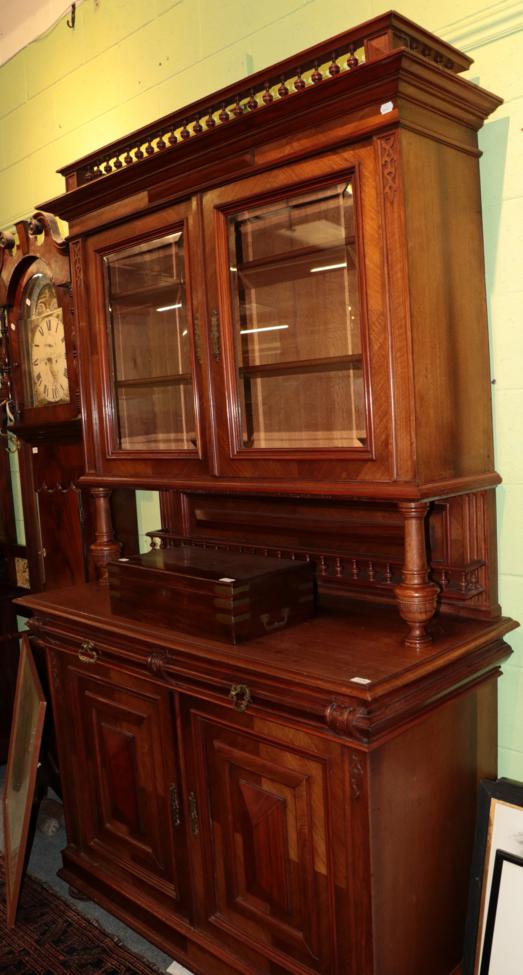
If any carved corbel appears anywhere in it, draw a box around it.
[325,701,368,742]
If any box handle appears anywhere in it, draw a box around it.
[260,607,290,632]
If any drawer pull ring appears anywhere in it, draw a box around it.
[229,683,251,713]
[169,783,181,827]
[188,791,199,835]
[78,640,98,664]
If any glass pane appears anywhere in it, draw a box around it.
[104,231,196,451]
[21,274,70,408]
[228,181,367,450]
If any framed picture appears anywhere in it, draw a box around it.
[479,849,523,974]
[2,634,47,928]
[463,778,523,975]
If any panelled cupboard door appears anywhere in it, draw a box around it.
[82,199,212,479]
[54,655,192,918]
[183,697,348,975]
[203,145,395,483]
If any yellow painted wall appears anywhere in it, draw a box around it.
[1,0,522,773]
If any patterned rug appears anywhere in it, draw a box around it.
[0,859,163,974]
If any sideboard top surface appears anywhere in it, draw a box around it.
[18,583,517,703]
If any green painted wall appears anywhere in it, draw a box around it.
[1,0,522,773]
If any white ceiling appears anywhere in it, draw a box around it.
[0,0,81,67]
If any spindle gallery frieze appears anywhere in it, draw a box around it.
[57,15,468,193]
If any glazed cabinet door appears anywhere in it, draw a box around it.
[49,649,192,918]
[80,199,212,480]
[182,695,350,975]
[202,145,394,486]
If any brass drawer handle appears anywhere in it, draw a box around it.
[229,683,251,713]
[260,607,290,632]
[78,640,98,664]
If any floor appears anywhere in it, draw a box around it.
[0,763,190,974]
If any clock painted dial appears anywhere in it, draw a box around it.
[21,276,71,408]
[30,309,70,405]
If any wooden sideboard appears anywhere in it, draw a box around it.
[19,584,516,975]
[18,11,518,974]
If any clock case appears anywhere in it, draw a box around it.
[0,214,87,595]
[5,212,80,442]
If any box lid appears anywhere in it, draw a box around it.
[111,547,312,587]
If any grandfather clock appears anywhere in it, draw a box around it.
[0,212,86,593]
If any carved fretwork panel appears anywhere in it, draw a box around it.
[61,660,191,917]
[188,707,336,973]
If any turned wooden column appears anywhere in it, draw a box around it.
[90,487,121,583]
[394,501,439,648]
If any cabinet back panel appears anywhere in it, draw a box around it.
[150,490,499,616]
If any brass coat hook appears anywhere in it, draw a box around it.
[67,3,76,29]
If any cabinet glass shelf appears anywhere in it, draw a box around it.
[238,353,363,379]
[109,283,184,310]
[114,373,193,388]
[233,240,356,277]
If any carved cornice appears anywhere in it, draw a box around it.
[46,13,470,195]
[439,0,523,52]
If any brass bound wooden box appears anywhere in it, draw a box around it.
[108,547,316,643]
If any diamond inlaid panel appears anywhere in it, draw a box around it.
[190,709,336,973]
